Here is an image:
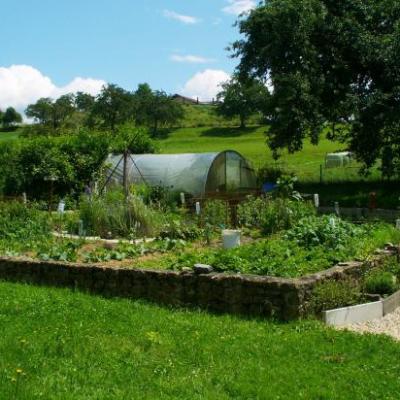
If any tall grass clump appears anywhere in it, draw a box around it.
[79,190,164,239]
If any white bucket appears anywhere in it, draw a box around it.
[222,229,241,249]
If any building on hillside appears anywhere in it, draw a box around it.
[171,94,199,105]
[171,94,219,106]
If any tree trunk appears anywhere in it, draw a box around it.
[239,114,246,129]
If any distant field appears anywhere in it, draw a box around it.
[0,130,19,142]
[156,126,382,183]
[1,281,400,399]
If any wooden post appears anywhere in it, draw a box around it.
[320,164,323,184]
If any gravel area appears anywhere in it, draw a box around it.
[344,307,400,341]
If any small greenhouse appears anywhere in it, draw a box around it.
[105,151,257,196]
[325,152,353,168]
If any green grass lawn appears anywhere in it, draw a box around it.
[0,130,19,142]
[1,281,400,399]
[156,126,382,183]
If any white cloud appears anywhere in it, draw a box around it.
[170,54,215,64]
[222,0,256,15]
[0,65,105,112]
[181,69,230,101]
[163,10,200,25]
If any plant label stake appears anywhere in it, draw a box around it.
[396,219,400,230]
[334,202,340,216]
[180,192,186,206]
[78,220,85,237]
[57,200,65,214]
[314,194,320,208]
[195,202,201,215]
[22,192,27,204]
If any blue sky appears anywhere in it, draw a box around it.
[0,0,256,111]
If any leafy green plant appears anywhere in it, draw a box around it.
[238,196,315,234]
[364,271,397,296]
[285,215,362,250]
[37,240,80,262]
[309,279,362,315]
[158,219,202,241]
[203,200,228,227]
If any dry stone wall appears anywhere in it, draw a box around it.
[0,253,393,320]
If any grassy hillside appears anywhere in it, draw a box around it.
[1,281,400,399]
[0,129,20,142]
[156,126,382,183]
[176,104,262,128]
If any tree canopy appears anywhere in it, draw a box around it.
[217,75,269,128]
[1,107,22,129]
[233,0,400,176]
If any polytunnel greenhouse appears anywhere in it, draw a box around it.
[105,151,257,196]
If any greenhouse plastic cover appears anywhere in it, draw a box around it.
[325,152,353,168]
[105,151,256,196]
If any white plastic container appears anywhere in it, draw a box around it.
[222,229,241,249]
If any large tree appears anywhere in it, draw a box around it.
[25,95,75,131]
[233,0,400,176]
[2,107,22,129]
[91,84,134,132]
[217,75,269,128]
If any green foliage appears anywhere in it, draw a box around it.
[216,75,269,128]
[158,219,202,241]
[91,84,134,132]
[233,0,400,177]
[109,125,155,154]
[0,201,50,240]
[37,240,80,263]
[1,107,22,129]
[0,131,109,199]
[238,197,315,234]
[309,279,361,315]
[79,190,164,239]
[284,215,361,249]
[275,175,302,200]
[364,270,397,296]
[203,200,228,227]
[25,95,75,133]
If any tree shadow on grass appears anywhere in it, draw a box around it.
[200,126,260,138]
[151,128,174,140]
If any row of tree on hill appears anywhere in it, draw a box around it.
[0,107,22,130]
[24,84,185,136]
[21,78,270,136]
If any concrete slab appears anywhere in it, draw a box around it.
[383,291,400,316]
[324,301,383,327]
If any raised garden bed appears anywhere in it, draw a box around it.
[0,248,396,321]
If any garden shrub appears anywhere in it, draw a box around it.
[0,201,50,240]
[158,218,203,241]
[309,279,361,315]
[238,196,315,234]
[284,215,362,250]
[364,270,397,295]
[0,131,109,200]
[203,200,228,227]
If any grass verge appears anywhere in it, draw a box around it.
[0,281,400,399]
